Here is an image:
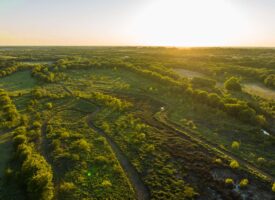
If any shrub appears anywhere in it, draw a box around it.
[13,134,27,147]
[145,144,155,152]
[264,74,275,88]
[225,178,234,185]
[208,93,222,107]
[94,156,109,165]
[71,139,91,153]
[21,114,29,126]
[230,160,239,169]
[101,180,112,187]
[255,115,267,126]
[239,179,249,188]
[257,157,266,165]
[95,136,106,144]
[59,181,76,198]
[214,158,223,164]
[33,121,42,129]
[21,152,54,200]
[27,130,41,141]
[191,77,216,88]
[183,186,198,198]
[46,102,53,109]
[231,141,240,150]
[224,77,242,91]
[4,168,13,181]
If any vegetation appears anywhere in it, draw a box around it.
[225,178,234,185]
[230,160,240,169]
[224,76,242,91]
[239,179,249,188]
[0,47,274,199]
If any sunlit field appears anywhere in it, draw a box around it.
[0,47,274,200]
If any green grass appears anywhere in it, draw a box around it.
[0,47,274,199]
[0,71,37,94]
[0,131,13,177]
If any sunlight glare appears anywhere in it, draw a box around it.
[131,0,251,46]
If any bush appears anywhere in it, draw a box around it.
[208,93,222,107]
[21,152,54,200]
[257,157,266,165]
[239,179,249,188]
[13,134,27,147]
[71,139,91,153]
[231,141,240,150]
[191,77,216,88]
[230,160,239,169]
[94,156,109,165]
[183,186,198,198]
[264,74,275,88]
[144,144,155,152]
[224,77,242,91]
[59,181,76,198]
[46,102,53,109]
[101,180,112,187]
[33,121,42,129]
[214,158,222,164]
[255,115,267,126]
[225,178,234,185]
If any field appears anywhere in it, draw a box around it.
[0,47,274,200]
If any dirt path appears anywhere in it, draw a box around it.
[155,111,275,183]
[108,90,275,183]
[60,84,150,199]
[86,109,150,200]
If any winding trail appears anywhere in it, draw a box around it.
[86,109,150,200]
[61,83,150,200]
[109,90,275,182]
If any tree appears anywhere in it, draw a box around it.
[13,134,27,147]
[231,141,240,150]
[71,139,91,153]
[191,77,216,89]
[59,181,76,199]
[239,179,249,188]
[101,180,112,187]
[208,93,222,107]
[224,77,242,91]
[46,102,53,109]
[183,186,198,198]
[21,152,54,200]
[230,160,239,169]
[264,74,275,88]
[225,178,234,185]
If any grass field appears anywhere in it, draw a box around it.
[0,47,274,200]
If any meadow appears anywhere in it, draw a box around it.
[0,47,274,200]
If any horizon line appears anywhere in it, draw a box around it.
[0,45,275,49]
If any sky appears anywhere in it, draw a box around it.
[0,0,275,46]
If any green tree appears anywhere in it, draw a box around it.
[224,77,242,91]
[231,141,240,150]
[239,179,249,188]
[230,160,239,169]
[225,178,234,185]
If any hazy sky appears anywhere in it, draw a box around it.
[1,0,275,46]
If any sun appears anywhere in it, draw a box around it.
[130,0,251,46]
